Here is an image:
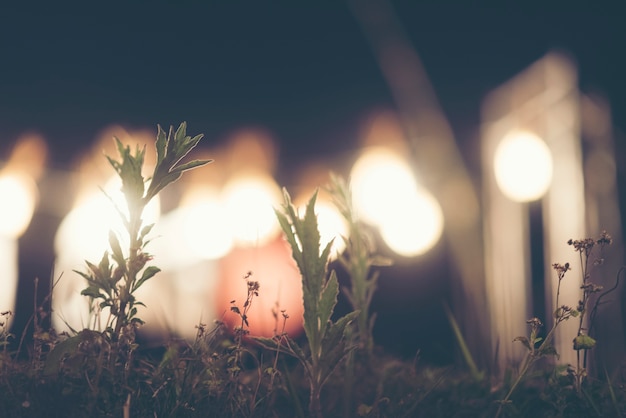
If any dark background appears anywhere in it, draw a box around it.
[2,2,626,364]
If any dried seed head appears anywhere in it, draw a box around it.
[597,231,612,246]
[526,317,542,327]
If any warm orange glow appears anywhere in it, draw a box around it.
[358,110,409,153]
[223,128,278,175]
[3,133,48,180]
[216,236,304,338]
[0,133,46,238]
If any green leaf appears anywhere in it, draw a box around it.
[109,230,126,268]
[146,122,211,201]
[171,159,213,175]
[155,124,168,167]
[322,310,359,360]
[538,344,559,358]
[81,285,106,300]
[158,345,179,369]
[107,137,146,208]
[99,300,112,309]
[139,223,155,242]
[319,310,359,383]
[513,336,531,351]
[72,269,93,283]
[132,266,161,292]
[318,271,339,338]
[573,334,596,350]
[43,334,83,376]
[275,206,302,266]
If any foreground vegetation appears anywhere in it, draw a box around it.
[1,123,625,417]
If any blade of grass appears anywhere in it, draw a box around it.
[443,302,483,381]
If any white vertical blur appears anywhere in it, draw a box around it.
[482,52,585,371]
[0,134,46,323]
[482,123,533,369]
[542,56,585,367]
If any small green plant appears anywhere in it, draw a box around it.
[256,188,359,418]
[496,231,620,417]
[79,122,211,341]
[325,174,392,416]
[326,173,390,356]
[566,232,613,394]
[45,122,211,413]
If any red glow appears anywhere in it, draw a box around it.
[215,236,304,338]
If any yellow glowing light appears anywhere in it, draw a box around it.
[379,187,444,256]
[222,175,281,246]
[494,131,553,202]
[350,147,418,225]
[55,176,161,262]
[0,173,38,238]
[350,147,443,257]
[181,193,233,260]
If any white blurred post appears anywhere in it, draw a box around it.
[482,52,585,371]
[481,125,532,370]
[0,237,18,314]
[0,171,39,320]
[542,55,585,368]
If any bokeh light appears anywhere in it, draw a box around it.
[55,176,161,263]
[222,175,282,246]
[493,131,553,202]
[181,191,234,261]
[350,147,444,256]
[0,172,37,317]
[0,173,38,238]
[312,200,349,257]
[378,187,443,256]
[351,147,418,225]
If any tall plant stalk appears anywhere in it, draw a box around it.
[256,189,358,418]
[326,174,390,356]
